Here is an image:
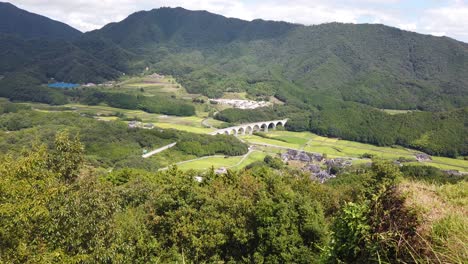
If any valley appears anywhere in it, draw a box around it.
[0,2,467,263]
[12,73,467,173]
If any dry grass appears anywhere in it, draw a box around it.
[400,180,468,262]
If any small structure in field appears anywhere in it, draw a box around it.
[415,153,432,162]
[128,121,142,128]
[215,167,227,174]
[148,73,164,79]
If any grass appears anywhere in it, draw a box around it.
[221,92,248,100]
[240,130,468,172]
[175,150,274,171]
[115,75,189,97]
[202,117,229,128]
[240,134,302,149]
[149,149,197,168]
[230,150,269,170]
[177,156,242,170]
[400,180,467,262]
[155,123,214,134]
[381,109,418,115]
[60,103,215,134]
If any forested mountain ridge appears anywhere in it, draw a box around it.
[85,7,468,110]
[1,4,467,110]
[0,34,130,103]
[0,2,81,40]
[87,7,299,48]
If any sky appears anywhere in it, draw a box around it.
[8,0,468,43]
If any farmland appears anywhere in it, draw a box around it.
[11,73,468,173]
[17,98,468,173]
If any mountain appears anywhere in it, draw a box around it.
[0,34,127,104]
[0,3,134,104]
[1,5,468,110]
[88,7,298,49]
[87,7,468,110]
[0,2,81,40]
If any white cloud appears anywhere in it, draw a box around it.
[7,0,468,42]
[418,1,468,41]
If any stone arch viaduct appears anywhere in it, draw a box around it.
[210,119,288,136]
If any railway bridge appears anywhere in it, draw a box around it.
[210,119,288,136]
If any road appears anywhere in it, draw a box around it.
[142,142,177,158]
[226,148,255,169]
[201,117,214,128]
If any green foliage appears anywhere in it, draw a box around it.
[1,6,467,159]
[0,73,68,105]
[0,100,30,114]
[48,130,84,182]
[93,8,468,110]
[264,155,284,169]
[310,103,467,157]
[326,161,422,263]
[400,165,466,185]
[69,89,196,116]
[0,139,330,263]
[0,109,247,170]
[176,133,248,156]
[0,130,464,263]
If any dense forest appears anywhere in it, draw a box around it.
[66,89,196,116]
[87,7,468,111]
[215,103,468,157]
[0,130,465,263]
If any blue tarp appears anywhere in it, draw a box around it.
[48,82,80,89]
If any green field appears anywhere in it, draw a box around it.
[239,130,468,172]
[381,109,419,115]
[173,150,272,171]
[176,156,242,170]
[115,75,192,98]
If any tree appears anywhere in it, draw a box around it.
[49,130,84,182]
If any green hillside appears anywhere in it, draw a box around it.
[0,2,81,39]
[0,5,466,157]
[1,5,467,110]
[88,7,468,110]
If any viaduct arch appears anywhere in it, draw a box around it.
[210,119,288,136]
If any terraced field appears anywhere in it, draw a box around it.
[14,74,468,173]
[239,131,468,172]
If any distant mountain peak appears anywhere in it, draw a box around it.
[0,2,81,40]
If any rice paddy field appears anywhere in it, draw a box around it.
[12,74,467,173]
[239,131,468,172]
[23,100,468,172]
